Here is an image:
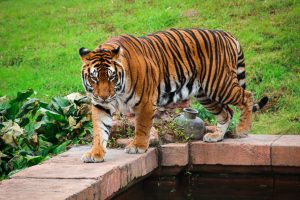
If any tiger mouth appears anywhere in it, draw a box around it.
[92,96,116,104]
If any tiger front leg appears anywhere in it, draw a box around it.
[81,105,112,163]
[125,104,154,154]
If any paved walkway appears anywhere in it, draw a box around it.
[0,147,157,200]
[1,135,300,200]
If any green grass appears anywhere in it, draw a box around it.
[0,0,299,134]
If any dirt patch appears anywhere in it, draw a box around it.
[182,9,199,18]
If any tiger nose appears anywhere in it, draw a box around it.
[101,96,108,101]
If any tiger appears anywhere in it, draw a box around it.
[79,28,268,162]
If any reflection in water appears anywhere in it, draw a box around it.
[115,173,300,200]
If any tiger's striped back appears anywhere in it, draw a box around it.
[79,28,268,162]
[114,29,245,107]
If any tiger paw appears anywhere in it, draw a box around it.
[233,131,248,139]
[234,126,249,138]
[125,142,148,154]
[203,131,224,143]
[81,147,105,163]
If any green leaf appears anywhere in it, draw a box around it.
[17,98,40,118]
[34,120,46,130]
[52,141,70,154]
[55,132,68,140]
[5,102,20,120]
[1,160,9,174]
[83,120,93,130]
[37,136,54,156]
[24,122,35,139]
[45,111,66,122]
[50,97,70,114]
[39,101,49,109]
[17,137,35,152]
[64,105,76,116]
[9,155,27,170]
[26,155,44,165]
[13,89,34,103]
[3,89,34,120]
[8,168,24,177]
[0,151,8,158]
[18,117,30,127]
[40,107,67,123]
[19,150,28,156]
[35,121,60,142]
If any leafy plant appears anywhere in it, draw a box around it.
[0,89,92,180]
[107,136,118,149]
[126,126,135,138]
[167,121,192,143]
[191,98,216,125]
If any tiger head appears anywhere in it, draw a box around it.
[79,45,123,105]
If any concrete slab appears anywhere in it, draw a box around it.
[191,134,281,166]
[272,135,300,166]
[12,147,156,179]
[2,146,158,200]
[2,134,300,200]
[161,143,189,167]
[0,178,100,200]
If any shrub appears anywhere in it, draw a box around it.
[0,89,92,180]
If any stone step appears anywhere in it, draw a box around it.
[190,135,300,167]
[1,134,300,200]
[0,147,157,200]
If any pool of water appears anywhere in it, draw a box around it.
[114,173,300,200]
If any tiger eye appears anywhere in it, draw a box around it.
[91,69,98,77]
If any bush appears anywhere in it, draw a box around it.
[0,89,92,180]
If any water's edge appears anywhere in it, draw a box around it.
[115,172,300,200]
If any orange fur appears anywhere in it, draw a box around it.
[79,29,267,161]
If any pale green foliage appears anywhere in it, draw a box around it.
[0,89,93,180]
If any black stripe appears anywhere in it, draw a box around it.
[211,31,226,101]
[102,122,112,130]
[237,71,246,80]
[125,79,138,104]
[202,30,213,95]
[208,30,219,99]
[196,30,208,82]
[94,104,112,116]
[134,79,145,107]
[104,129,110,136]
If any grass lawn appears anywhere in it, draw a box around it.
[0,0,299,134]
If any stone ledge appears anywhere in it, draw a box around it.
[191,135,281,166]
[0,178,100,200]
[1,147,158,200]
[161,143,189,167]
[272,135,300,166]
[1,134,300,200]
[190,135,300,167]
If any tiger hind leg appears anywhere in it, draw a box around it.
[196,93,233,142]
[219,85,254,138]
[234,90,254,138]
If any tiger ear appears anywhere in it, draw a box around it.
[111,46,120,59]
[79,47,91,61]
